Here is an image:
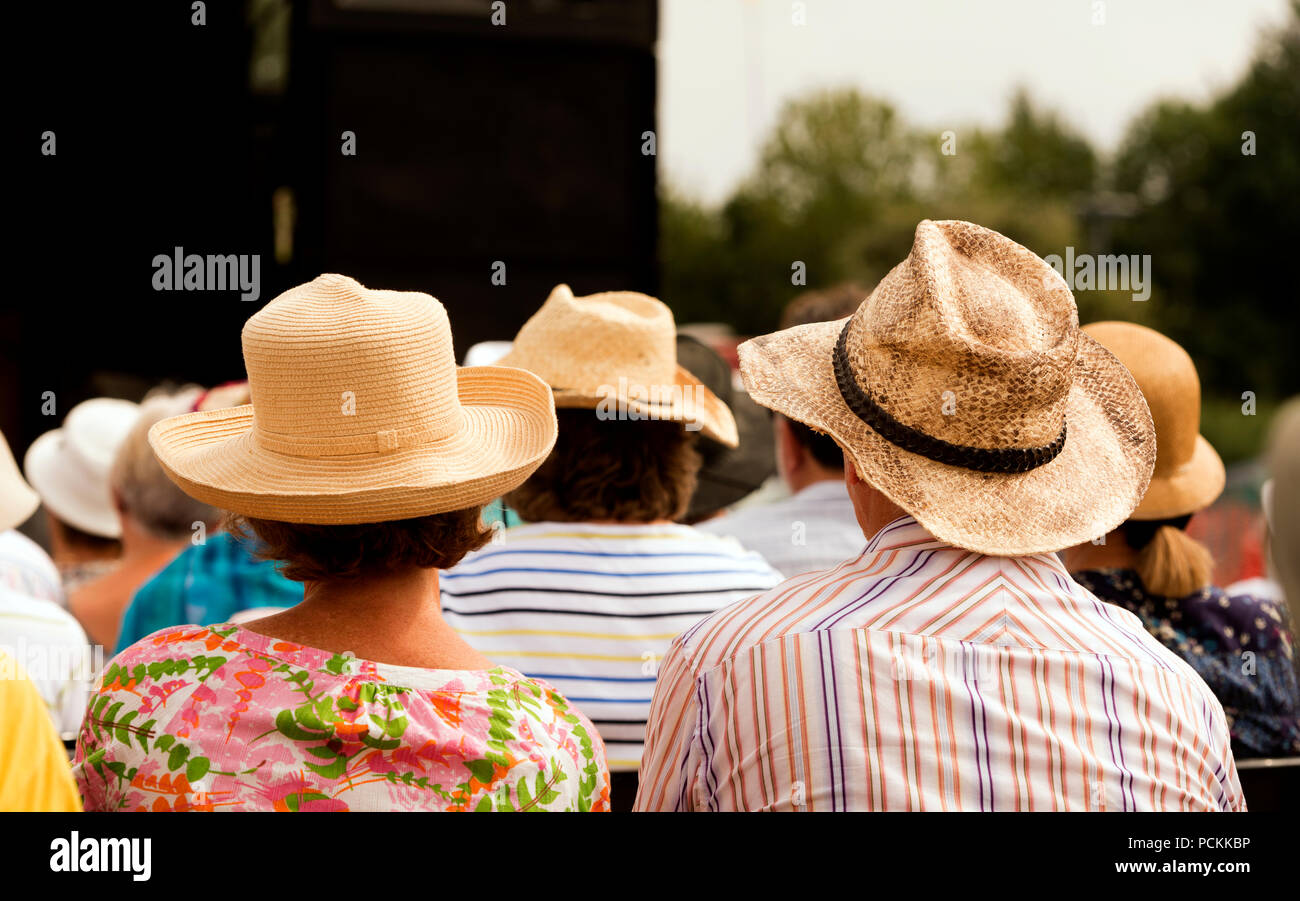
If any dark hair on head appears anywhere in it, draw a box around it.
[229,507,490,583]
[782,416,844,471]
[780,282,869,330]
[1119,514,1193,550]
[507,409,702,523]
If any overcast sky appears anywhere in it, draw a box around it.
[658,0,1291,203]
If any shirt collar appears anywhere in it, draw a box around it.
[792,480,853,502]
[863,514,948,554]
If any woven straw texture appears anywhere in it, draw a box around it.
[149,274,558,525]
[1083,321,1224,520]
[739,220,1156,556]
[496,284,738,447]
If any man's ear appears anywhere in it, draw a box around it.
[842,450,864,487]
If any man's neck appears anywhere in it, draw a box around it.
[118,519,189,563]
[1063,533,1139,573]
[786,468,843,496]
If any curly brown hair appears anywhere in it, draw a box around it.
[229,507,490,583]
[507,409,702,523]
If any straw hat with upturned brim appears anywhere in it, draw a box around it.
[1082,321,1225,520]
[738,220,1157,557]
[148,274,558,525]
[495,284,738,447]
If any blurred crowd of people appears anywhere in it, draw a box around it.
[2,219,1297,812]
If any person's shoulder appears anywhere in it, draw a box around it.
[0,529,58,564]
[0,587,85,639]
[695,494,807,539]
[109,624,239,670]
[479,668,605,742]
[669,565,841,669]
[0,651,64,737]
[1200,583,1291,635]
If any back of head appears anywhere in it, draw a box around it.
[508,409,702,523]
[1083,321,1224,597]
[782,416,844,472]
[776,285,866,475]
[780,282,868,330]
[110,388,221,540]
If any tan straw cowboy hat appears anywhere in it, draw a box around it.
[739,220,1156,556]
[1082,321,1225,520]
[496,284,738,447]
[149,274,558,525]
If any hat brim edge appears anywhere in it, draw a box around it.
[541,364,739,448]
[148,366,559,525]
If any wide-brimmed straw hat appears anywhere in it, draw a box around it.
[0,430,40,532]
[24,397,141,538]
[1082,321,1225,520]
[495,284,738,447]
[148,274,558,525]
[738,220,1156,557]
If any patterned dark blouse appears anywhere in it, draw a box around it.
[1072,568,1300,758]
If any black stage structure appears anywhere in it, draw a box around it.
[6,0,658,461]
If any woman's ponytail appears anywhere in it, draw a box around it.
[1134,524,1215,598]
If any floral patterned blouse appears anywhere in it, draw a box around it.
[73,624,610,811]
[1073,568,1300,758]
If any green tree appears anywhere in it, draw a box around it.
[1111,1,1300,404]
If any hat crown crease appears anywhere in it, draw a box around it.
[847,221,1077,452]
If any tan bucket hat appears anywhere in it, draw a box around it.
[495,284,739,447]
[738,220,1156,557]
[149,274,558,525]
[0,430,40,532]
[1082,321,1225,519]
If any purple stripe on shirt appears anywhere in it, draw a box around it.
[815,550,937,631]
[1102,656,1136,810]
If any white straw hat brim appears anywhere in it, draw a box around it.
[148,366,558,525]
[541,364,739,447]
[0,462,40,533]
[739,320,1156,556]
[23,429,122,538]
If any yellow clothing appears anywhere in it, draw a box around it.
[0,650,81,811]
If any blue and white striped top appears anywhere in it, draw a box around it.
[440,521,783,771]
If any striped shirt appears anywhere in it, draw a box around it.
[635,515,1245,811]
[441,522,783,771]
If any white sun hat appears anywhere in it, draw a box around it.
[0,430,40,532]
[24,398,141,538]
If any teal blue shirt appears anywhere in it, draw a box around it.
[115,531,301,655]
